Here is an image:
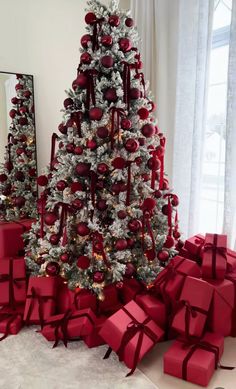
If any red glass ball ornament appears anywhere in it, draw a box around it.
[121,118,132,130]
[128,219,142,232]
[81,34,92,48]
[158,250,169,262]
[9,109,17,118]
[135,157,142,166]
[171,196,179,206]
[142,198,156,211]
[138,138,145,146]
[154,190,162,199]
[142,173,150,182]
[145,249,156,261]
[86,139,97,150]
[173,230,181,239]
[14,171,24,181]
[141,124,155,138]
[66,143,75,153]
[112,157,126,169]
[76,162,91,177]
[162,204,169,216]
[56,180,67,191]
[129,88,141,100]
[127,238,135,248]
[147,157,160,170]
[46,261,60,276]
[20,134,27,142]
[93,271,105,283]
[72,199,84,210]
[37,256,45,265]
[44,212,57,226]
[109,15,120,27]
[63,98,73,109]
[101,35,113,47]
[77,255,91,269]
[101,55,114,68]
[80,52,92,64]
[15,83,23,91]
[37,175,48,186]
[96,199,108,211]
[97,163,109,175]
[74,146,83,155]
[89,107,103,121]
[2,186,11,196]
[73,73,88,89]
[164,236,175,248]
[19,117,28,126]
[115,239,128,251]
[156,145,165,157]
[70,182,83,193]
[58,123,67,135]
[125,17,134,27]
[85,12,97,25]
[119,38,132,52]
[138,107,149,120]
[60,253,70,263]
[0,174,7,183]
[117,210,127,219]
[49,234,60,245]
[111,183,122,194]
[162,179,169,190]
[93,241,103,253]
[104,88,117,102]
[77,222,90,236]
[125,263,136,277]
[97,127,109,139]
[24,90,31,98]
[16,148,24,155]
[11,97,19,105]
[125,138,139,153]
[14,196,25,208]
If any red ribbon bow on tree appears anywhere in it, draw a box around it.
[50,133,59,171]
[142,211,156,258]
[109,107,125,149]
[84,69,98,110]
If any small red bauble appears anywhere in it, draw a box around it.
[19,117,28,126]
[135,157,142,166]
[138,138,145,146]
[49,234,60,245]
[77,255,90,269]
[44,212,57,226]
[24,90,31,98]
[81,34,92,48]
[37,175,48,186]
[121,118,132,130]
[46,261,60,276]
[162,179,169,190]
[16,148,24,155]
[85,12,97,25]
[58,123,67,135]
[154,190,162,199]
[37,256,45,265]
[80,52,92,64]
[147,157,160,170]
[142,173,150,181]
[125,263,136,277]
[158,250,169,262]
[164,236,175,248]
[97,163,109,175]
[86,139,97,150]
[171,196,179,206]
[74,146,83,155]
[138,108,149,120]
[173,230,181,239]
[104,88,117,102]
[101,55,114,68]
[119,38,132,52]
[145,249,156,261]
[0,174,7,182]
[116,281,124,289]
[143,198,156,211]
[97,127,109,139]
[112,157,126,169]
[70,182,83,193]
[76,162,91,177]
[15,171,25,181]
[60,253,70,263]
[20,134,27,142]
[56,180,67,191]
[72,199,84,210]
[93,271,105,283]
[125,18,134,27]
[128,219,142,232]
[63,98,73,109]
[109,15,120,27]
[162,204,169,216]
[89,107,103,121]
[66,143,75,153]
[96,199,108,211]
[101,35,113,47]
[111,183,122,194]
[127,238,135,248]
[115,239,128,251]
[129,88,141,100]
[11,97,19,105]
[141,124,155,138]
[14,196,25,208]
[73,73,88,89]
[9,109,17,118]
[117,210,127,219]
[2,186,11,196]
[125,138,139,153]
[77,222,90,236]
[15,83,23,91]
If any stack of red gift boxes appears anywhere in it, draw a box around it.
[1,226,236,386]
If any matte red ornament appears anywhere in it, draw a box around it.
[37,256,45,265]
[171,196,179,206]
[74,146,83,155]
[101,35,113,47]
[93,271,105,283]
[77,255,91,269]
[60,253,70,263]
[129,88,141,100]
[37,175,48,186]
[125,18,134,27]
[46,261,60,276]
[121,118,132,130]
[135,157,142,166]
[58,123,67,135]
[77,222,90,236]
[109,15,120,27]
[20,134,27,142]
[124,138,139,153]
[0,174,7,183]
[127,238,135,248]
[111,183,122,194]
[117,210,127,219]
[86,139,97,150]
[158,250,169,262]
[101,55,114,68]
[66,143,75,153]
[97,163,109,175]
[142,198,156,211]
[173,230,181,239]
[44,212,57,226]
[125,263,136,277]
[104,88,117,102]
[138,107,149,120]
[154,190,162,198]
[9,109,17,118]
[73,73,88,89]
[85,12,97,25]
[115,239,128,251]
[119,38,132,52]
[162,204,169,216]
[19,117,28,126]
[97,127,109,139]
[96,199,108,211]
[15,171,25,181]
[11,97,19,105]
[19,106,27,114]
[164,236,175,248]
[112,157,126,169]
[128,219,142,233]
[23,90,31,98]
[56,180,67,191]
[89,107,103,121]
[70,182,83,193]
[14,196,25,208]
[72,199,84,210]
[64,98,73,109]
[145,249,156,261]
[147,157,161,170]
[16,148,24,155]
[81,34,92,48]
[141,124,155,138]
[76,162,91,177]
[80,52,92,64]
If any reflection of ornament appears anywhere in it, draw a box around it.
[26,136,34,145]
[98,293,105,301]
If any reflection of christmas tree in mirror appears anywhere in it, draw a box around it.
[25,0,180,296]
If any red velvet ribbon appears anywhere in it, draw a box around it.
[142,211,156,257]
[92,18,104,51]
[109,107,125,149]
[204,234,227,279]
[24,286,56,329]
[0,258,26,309]
[7,143,13,165]
[90,171,97,208]
[150,149,159,190]
[103,305,159,376]
[39,193,47,239]
[163,193,174,237]
[0,311,23,341]
[122,62,131,110]
[159,138,166,190]
[50,133,59,171]
[54,202,71,247]
[71,111,83,137]
[154,257,186,294]
[92,231,110,268]
[84,70,98,110]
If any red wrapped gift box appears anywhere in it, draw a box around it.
[99,300,164,375]
[0,257,26,306]
[23,276,57,326]
[42,308,96,347]
[202,233,227,280]
[0,307,23,340]
[73,289,97,312]
[184,234,205,257]
[83,316,106,348]
[135,294,166,329]
[227,248,236,273]
[98,284,120,315]
[178,247,199,261]
[225,271,236,336]
[0,219,34,258]
[164,332,224,387]
[120,278,143,304]
[171,276,213,339]
[207,279,234,336]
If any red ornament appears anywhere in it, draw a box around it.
[9,109,17,118]
[104,88,117,102]
[111,183,122,195]
[14,196,25,208]
[56,180,67,191]
[121,118,132,130]
[24,90,31,98]
[77,222,90,236]
[73,73,88,89]
[138,138,145,146]
[74,146,83,155]
[96,179,104,190]
[15,171,25,182]
[112,157,126,169]
[171,196,179,206]
[109,15,120,27]
[127,238,135,248]
[125,263,136,277]
[77,255,91,269]
[128,219,142,232]
[125,138,139,153]
[129,88,141,100]
[97,163,109,175]
[147,157,160,170]
[117,210,127,219]
[44,212,57,226]
[101,55,114,68]
[64,98,73,109]
[80,52,92,64]
[86,139,97,150]
[70,182,83,193]
[142,198,156,211]
[119,38,132,52]
[97,127,109,139]
[141,124,155,138]
[60,253,70,263]
[116,281,124,289]
[89,107,103,121]
[37,175,48,186]
[115,239,128,251]
[15,83,23,91]
[20,134,27,142]
[164,236,175,248]
[145,249,156,261]
[37,256,45,265]
[135,157,142,166]
[85,12,97,25]
[2,186,11,196]
[0,174,7,183]
[58,123,67,135]
[125,18,134,27]
[93,271,105,283]
[101,35,113,47]
[154,190,162,198]
[162,204,169,216]
[19,106,27,114]
[72,199,84,210]
[76,162,91,177]
[46,261,60,276]
[11,97,19,105]
[138,108,149,120]
[66,143,75,153]
[173,230,181,239]
[49,234,60,245]
[158,250,169,262]
[81,34,92,48]
[19,117,28,126]
[96,199,108,211]
[16,148,24,156]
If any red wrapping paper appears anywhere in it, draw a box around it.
[225,271,236,336]
[23,276,57,325]
[171,276,213,339]
[0,307,23,339]
[0,219,34,258]
[73,289,97,312]
[202,233,227,280]
[135,294,166,329]
[164,332,224,387]
[227,248,236,273]
[56,284,97,314]
[184,234,205,257]
[120,278,143,304]
[98,284,120,315]
[0,257,26,306]
[178,247,199,261]
[83,316,106,348]
[99,300,164,373]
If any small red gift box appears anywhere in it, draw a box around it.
[0,307,23,340]
[227,248,236,273]
[0,219,34,258]
[0,257,26,306]
[23,276,57,326]
[82,316,106,348]
[202,233,227,280]
[98,284,120,315]
[207,279,234,336]
[164,332,224,387]
[184,234,205,257]
[99,300,164,375]
[171,276,213,339]
[135,294,166,329]
[120,278,143,304]
[42,308,96,347]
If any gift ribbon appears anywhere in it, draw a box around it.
[0,311,23,341]
[109,107,125,149]
[122,62,131,110]
[92,18,104,51]
[142,211,156,257]
[0,258,26,309]
[24,286,56,329]
[204,234,227,279]
[92,231,110,268]
[103,305,159,376]
[50,133,59,171]
[159,138,166,190]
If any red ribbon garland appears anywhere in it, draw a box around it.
[92,18,104,51]
[92,231,110,268]
[38,193,47,239]
[142,211,156,256]
[0,311,23,341]
[159,138,166,190]
[50,133,59,171]
[150,149,159,190]
[122,62,132,110]
[84,69,98,110]
[24,286,56,329]
[204,234,227,279]
[109,107,125,149]
[54,202,72,247]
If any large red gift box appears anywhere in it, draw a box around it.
[99,300,164,375]
[23,276,57,326]
[164,332,224,387]
[120,278,143,304]
[0,257,26,306]
[184,234,205,257]
[227,248,236,273]
[42,308,96,346]
[82,316,106,348]
[154,256,201,306]
[73,289,97,312]
[202,233,227,280]
[0,219,34,258]
[171,276,213,339]
[56,284,98,314]
[0,307,23,340]
[207,279,234,336]
[135,294,166,329]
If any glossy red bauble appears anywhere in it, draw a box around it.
[14,196,25,208]
[81,34,92,48]
[112,157,126,169]
[58,123,67,135]
[46,261,60,276]
[138,138,145,146]
[147,157,160,170]
[97,127,109,139]
[164,236,175,248]
[97,163,109,175]
[162,204,169,216]
[158,250,169,262]
[101,35,113,47]
[60,253,70,263]
[80,52,92,64]
[154,190,162,199]
[125,263,136,277]
[86,139,97,150]
[125,138,139,153]
[56,180,67,191]
[77,222,90,236]
[44,212,57,226]
[173,230,181,239]
[104,88,117,102]
[85,12,97,25]
[111,183,122,195]
[9,109,17,118]
[142,198,156,211]
[72,199,84,210]
[77,255,91,269]
[129,88,141,100]
[70,182,83,193]
[15,83,23,91]
[115,239,128,251]
[141,124,155,138]
[19,117,28,126]
[24,90,31,98]
[109,15,120,27]
[63,98,73,109]
[101,55,114,68]
[11,97,19,105]
[119,38,132,52]
[37,175,48,187]
[76,162,91,177]
[127,238,135,248]
[135,157,142,166]
[73,73,88,89]
[96,199,108,211]
[2,186,11,196]
[138,107,149,120]
[125,18,134,27]
[74,146,83,155]
[121,118,132,130]
[15,171,25,182]
[128,219,142,232]
[171,196,179,206]
[89,107,103,121]
[117,210,127,219]
[0,174,7,183]
[66,143,75,153]
[93,271,105,283]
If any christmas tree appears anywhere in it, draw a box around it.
[0,74,37,221]
[25,0,180,298]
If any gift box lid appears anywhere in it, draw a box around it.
[180,276,213,310]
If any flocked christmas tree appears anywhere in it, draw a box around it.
[25,0,180,298]
[0,74,37,221]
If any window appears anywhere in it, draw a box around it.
[199,0,232,233]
